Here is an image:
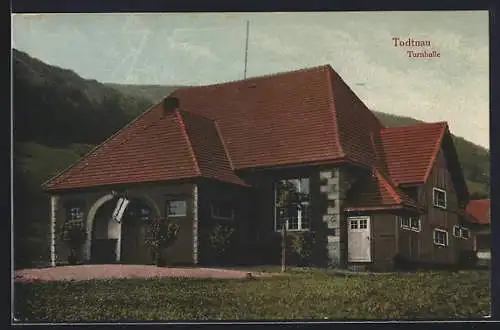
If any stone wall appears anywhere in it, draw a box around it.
[318,166,357,267]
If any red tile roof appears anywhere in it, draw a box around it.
[344,169,423,212]
[466,199,490,225]
[170,65,345,169]
[43,64,461,204]
[378,122,448,185]
[179,111,247,186]
[43,106,246,190]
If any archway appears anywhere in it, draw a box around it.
[85,192,160,264]
[120,198,154,264]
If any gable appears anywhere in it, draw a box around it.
[378,122,446,186]
[430,132,469,206]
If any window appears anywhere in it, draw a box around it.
[453,225,470,239]
[433,229,448,247]
[410,217,421,232]
[166,200,187,217]
[401,216,410,229]
[432,188,447,209]
[350,219,358,229]
[359,219,368,229]
[401,216,420,231]
[210,200,235,220]
[275,177,310,231]
[66,202,84,223]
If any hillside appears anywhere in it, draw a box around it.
[105,83,182,113]
[13,49,152,267]
[12,49,490,267]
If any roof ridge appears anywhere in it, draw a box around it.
[42,101,163,189]
[370,131,388,173]
[325,66,345,158]
[422,122,448,183]
[176,64,332,90]
[213,120,235,170]
[374,169,401,204]
[176,110,201,176]
[177,108,215,121]
[380,121,448,132]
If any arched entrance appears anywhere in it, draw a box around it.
[120,198,153,264]
[86,193,159,264]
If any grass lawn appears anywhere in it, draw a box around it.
[14,268,491,322]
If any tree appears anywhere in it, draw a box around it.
[144,217,180,267]
[275,180,308,272]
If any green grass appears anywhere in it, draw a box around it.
[14,269,490,322]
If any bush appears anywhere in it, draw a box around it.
[208,224,235,264]
[289,232,316,266]
[59,220,87,265]
[144,217,180,266]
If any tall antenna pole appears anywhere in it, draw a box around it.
[243,20,250,79]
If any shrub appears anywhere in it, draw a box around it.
[144,217,180,266]
[208,224,234,264]
[289,232,316,266]
[59,220,87,265]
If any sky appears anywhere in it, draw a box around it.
[12,11,489,149]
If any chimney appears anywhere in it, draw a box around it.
[163,96,180,114]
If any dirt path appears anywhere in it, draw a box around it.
[14,264,267,283]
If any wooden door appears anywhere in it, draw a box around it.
[348,216,372,262]
[120,200,152,264]
[121,215,140,264]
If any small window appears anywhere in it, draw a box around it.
[401,216,419,231]
[359,219,368,229]
[453,225,471,240]
[211,200,235,220]
[166,200,187,217]
[461,228,470,240]
[433,229,448,247]
[433,188,447,209]
[410,217,421,232]
[401,216,410,229]
[66,202,84,223]
[350,219,358,229]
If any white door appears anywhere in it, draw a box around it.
[347,216,371,262]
